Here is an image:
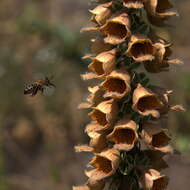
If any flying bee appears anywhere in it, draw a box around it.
[24,76,56,96]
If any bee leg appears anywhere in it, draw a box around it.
[31,85,39,96]
[40,87,44,94]
[50,83,56,88]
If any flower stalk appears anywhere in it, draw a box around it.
[75,0,185,190]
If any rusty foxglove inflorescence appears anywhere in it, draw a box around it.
[74,0,185,190]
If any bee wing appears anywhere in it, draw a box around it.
[43,85,55,96]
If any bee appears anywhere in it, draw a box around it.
[24,76,56,96]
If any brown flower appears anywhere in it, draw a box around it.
[149,85,172,115]
[144,39,183,73]
[91,37,114,54]
[86,148,120,180]
[85,121,106,134]
[90,2,112,25]
[89,99,118,130]
[149,85,185,115]
[126,35,155,62]
[88,49,117,78]
[144,150,168,170]
[100,13,131,44]
[73,181,105,190]
[141,121,171,152]
[132,84,163,118]
[145,0,178,26]
[87,126,109,153]
[107,118,138,151]
[101,69,131,99]
[78,86,105,109]
[86,179,105,190]
[75,127,109,153]
[140,169,169,190]
[123,0,145,9]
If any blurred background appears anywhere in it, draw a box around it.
[0,0,189,190]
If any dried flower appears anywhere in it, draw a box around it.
[87,128,109,153]
[144,39,183,73]
[100,13,131,44]
[126,35,155,62]
[78,85,105,109]
[77,0,183,189]
[91,37,113,54]
[145,0,178,26]
[89,99,118,130]
[88,49,117,78]
[85,121,106,134]
[86,179,105,190]
[86,148,120,180]
[149,85,172,115]
[107,117,138,151]
[144,150,168,170]
[101,69,131,99]
[132,84,163,118]
[90,2,112,25]
[140,169,169,190]
[149,85,185,115]
[141,121,172,152]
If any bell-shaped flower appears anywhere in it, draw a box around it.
[107,118,138,151]
[85,148,120,180]
[126,35,155,62]
[90,2,112,25]
[132,84,163,118]
[141,121,172,153]
[140,169,169,190]
[88,49,117,78]
[145,0,178,26]
[100,13,131,44]
[89,99,118,130]
[101,69,131,99]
